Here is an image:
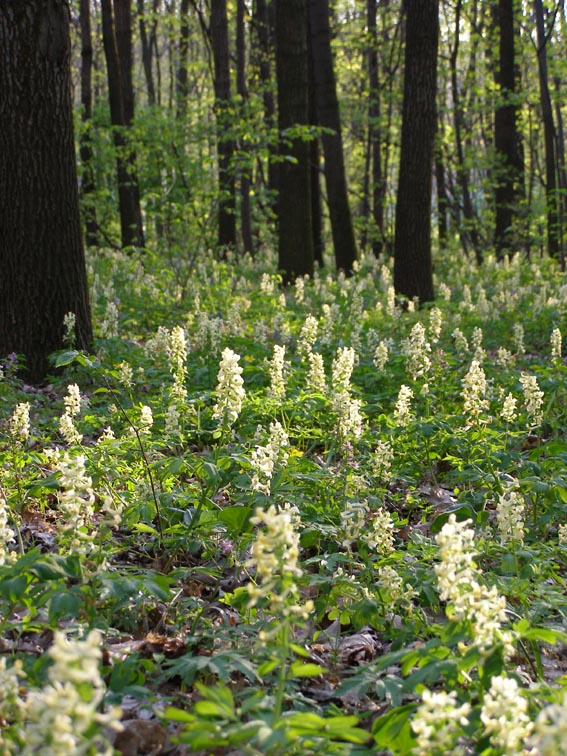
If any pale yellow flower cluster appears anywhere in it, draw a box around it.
[520,372,544,426]
[58,384,83,445]
[9,402,30,443]
[462,359,489,423]
[20,630,122,756]
[267,345,287,401]
[480,675,533,753]
[0,497,16,566]
[435,515,513,654]
[56,453,95,534]
[402,322,431,381]
[250,421,289,495]
[213,348,246,430]
[411,688,471,756]
[394,384,414,427]
[496,483,525,545]
[297,315,318,358]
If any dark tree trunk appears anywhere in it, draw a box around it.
[253,0,278,200]
[137,0,157,106]
[393,0,438,303]
[176,0,190,119]
[366,0,384,256]
[237,0,254,254]
[308,0,357,273]
[101,0,145,248]
[449,0,481,263]
[79,0,98,245]
[534,0,561,262]
[211,0,237,251]
[0,0,92,382]
[307,25,323,267]
[494,0,524,258]
[435,123,449,245]
[275,0,314,282]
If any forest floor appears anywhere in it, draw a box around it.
[2,247,567,755]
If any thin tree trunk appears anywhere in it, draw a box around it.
[137,0,156,106]
[254,0,278,200]
[308,22,323,267]
[308,0,357,273]
[0,0,92,381]
[435,120,449,246]
[79,0,98,245]
[176,0,190,119]
[366,0,384,256]
[237,0,253,253]
[211,0,236,251]
[450,0,481,263]
[100,0,145,248]
[534,0,561,262]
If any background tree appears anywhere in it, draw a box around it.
[79,0,98,246]
[309,0,358,273]
[394,0,439,303]
[275,0,314,281]
[494,0,524,258]
[0,0,92,382]
[101,0,145,248]
[534,0,562,263]
[210,0,237,251]
[236,0,254,254]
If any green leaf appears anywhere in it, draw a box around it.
[288,661,327,678]
[372,703,417,754]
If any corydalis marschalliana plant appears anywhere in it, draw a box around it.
[2,630,121,756]
[213,348,246,431]
[435,515,513,656]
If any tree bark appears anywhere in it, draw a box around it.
[211,0,237,251]
[253,0,278,200]
[237,0,254,254]
[138,0,157,106]
[308,0,358,273]
[275,0,314,282]
[79,0,98,245]
[534,0,561,262]
[363,0,385,256]
[0,0,92,382]
[101,0,145,248]
[393,0,438,303]
[449,0,481,263]
[494,0,524,258]
[176,0,190,119]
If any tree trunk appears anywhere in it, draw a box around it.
[308,0,357,273]
[253,0,278,200]
[211,0,237,251]
[100,0,145,248]
[237,0,254,254]
[0,0,92,382]
[176,0,190,119]
[393,0,438,304]
[275,0,314,282]
[79,0,98,245]
[137,0,157,106]
[307,24,323,268]
[534,0,561,262]
[449,0,481,263]
[494,0,524,258]
[365,0,384,256]
[435,122,449,246]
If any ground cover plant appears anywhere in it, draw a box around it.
[2,247,567,755]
